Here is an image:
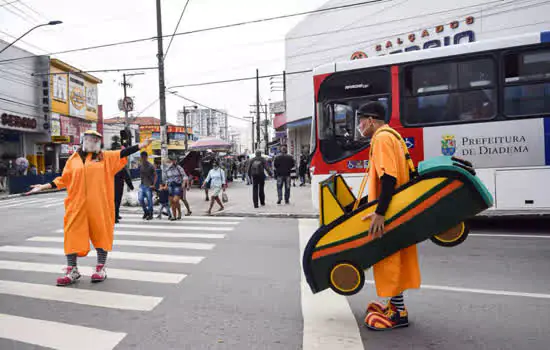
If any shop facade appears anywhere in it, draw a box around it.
[0,39,50,173]
[48,59,101,171]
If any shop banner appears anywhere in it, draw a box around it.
[85,81,98,121]
[50,113,61,136]
[69,74,86,119]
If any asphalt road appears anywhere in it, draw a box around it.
[0,192,549,349]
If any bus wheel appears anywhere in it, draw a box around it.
[431,221,469,247]
[328,262,365,296]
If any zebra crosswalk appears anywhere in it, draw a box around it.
[0,213,242,349]
[0,194,66,209]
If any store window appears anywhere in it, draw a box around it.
[504,49,550,117]
[403,57,496,125]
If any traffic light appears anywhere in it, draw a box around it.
[120,128,132,147]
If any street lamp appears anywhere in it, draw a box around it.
[0,21,63,55]
[182,105,197,150]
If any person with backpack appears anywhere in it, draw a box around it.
[356,101,421,331]
[273,145,295,204]
[248,150,272,208]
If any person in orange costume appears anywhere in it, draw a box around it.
[28,130,152,286]
[355,101,421,331]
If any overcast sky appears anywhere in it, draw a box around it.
[0,0,327,131]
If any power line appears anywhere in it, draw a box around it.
[0,0,36,25]
[168,91,250,122]
[168,69,311,89]
[164,0,191,60]
[0,0,21,8]
[0,0,384,65]
[0,96,37,108]
[30,66,158,76]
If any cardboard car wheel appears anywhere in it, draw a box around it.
[431,221,470,247]
[328,262,365,296]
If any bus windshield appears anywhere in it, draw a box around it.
[316,69,391,163]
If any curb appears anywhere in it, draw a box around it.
[0,189,65,201]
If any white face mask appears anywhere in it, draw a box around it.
[82,136,101,153]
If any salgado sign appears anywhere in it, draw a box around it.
[423,119,545,168]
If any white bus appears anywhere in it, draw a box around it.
[309,29,550,214]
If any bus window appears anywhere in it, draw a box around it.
[403,58,496,125]
[504,49,550,117]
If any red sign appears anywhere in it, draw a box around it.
[139,125,191,133]
[60,115,93,154]
[1,113,37,130]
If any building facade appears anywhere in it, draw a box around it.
[182,108,228,140]
[49,59,101,171]
[0,39,50,173]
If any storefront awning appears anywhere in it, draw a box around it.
[286,116,312,129]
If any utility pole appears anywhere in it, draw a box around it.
[256,68,260,152]
[181,105,197,150]
[155,0,168,166]
[121,72,143,146]
[264,104,268,155]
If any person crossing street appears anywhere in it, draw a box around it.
[27,130,152,286]
[248,150,272,208]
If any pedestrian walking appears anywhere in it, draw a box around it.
[202,160,226,215]
[114,164,134,224]
[27,130,152,286]
[299,155,308,186]
[138,151,157,220]
[201,150,214,201]
[248,150,272,208]
[164,154,191,220]
[156,183,171,219]
[273,145,295,204]
[356,101,421,331]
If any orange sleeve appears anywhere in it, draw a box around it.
[53,154,76,189]
[372,133,399,179]
[104,150,128,176]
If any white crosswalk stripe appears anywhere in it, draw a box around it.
[0,210,241,348]
[0,280,162,311]
[0,314,127,350]
[122,213,244,220]
[55,229,226,239]
[115,223,233,231]
[0,260,186,284]
[0,246,204,264]
[29,236,215,250]
[120,217,240,225]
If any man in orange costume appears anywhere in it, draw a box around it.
[356,101,421,330]
[29,130,151,286]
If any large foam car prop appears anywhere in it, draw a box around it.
[303,156,494,296]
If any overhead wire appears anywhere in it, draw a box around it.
[168,91,251,122]
[30,66,158,76]
[168,69,311,89]
[164,0,191,60]
[0,0,385,65]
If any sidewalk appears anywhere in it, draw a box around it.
[120,178,318,218]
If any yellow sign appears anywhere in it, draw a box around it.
[51,136,71,143]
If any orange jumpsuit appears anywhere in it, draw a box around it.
[53,151,127,256]
[368,125,421,297]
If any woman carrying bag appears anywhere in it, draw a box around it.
[201,160,227,215]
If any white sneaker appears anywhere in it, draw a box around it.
[56,266,81,286]
[91,264,107,283]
